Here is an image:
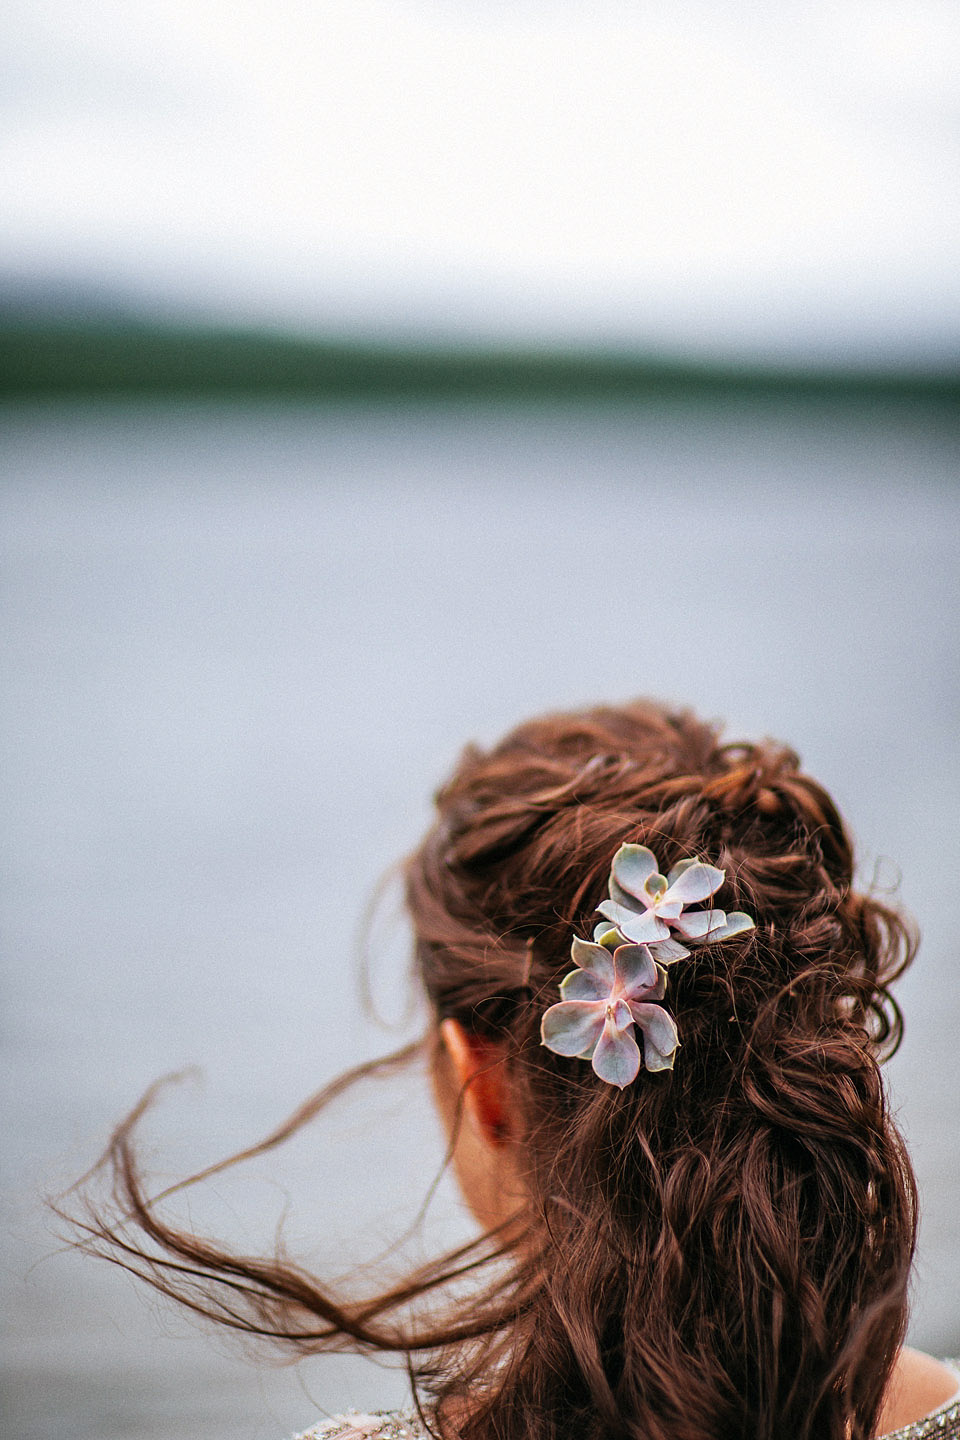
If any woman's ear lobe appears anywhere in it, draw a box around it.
[439,1018,510,1147]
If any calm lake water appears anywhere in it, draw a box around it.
[2,398,959,1440]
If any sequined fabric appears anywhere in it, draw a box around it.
[293,1413,430,1440]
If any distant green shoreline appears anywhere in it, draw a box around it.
[1,322,958,404]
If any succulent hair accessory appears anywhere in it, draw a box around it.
[540,844,755,1088]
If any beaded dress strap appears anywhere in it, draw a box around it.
[293,1410,430,1440]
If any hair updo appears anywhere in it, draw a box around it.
[68,699,918,1440]
[404,700,916,1440]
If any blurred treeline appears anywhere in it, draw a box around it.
[2,320,959,403]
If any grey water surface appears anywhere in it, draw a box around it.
[2,398,959,1440]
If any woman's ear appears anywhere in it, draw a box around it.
[439,1018,510,1147]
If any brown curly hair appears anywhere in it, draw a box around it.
[65,700,918,1440]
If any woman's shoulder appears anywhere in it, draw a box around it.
[292,1410,431,1440]
[877,1354,960,1439]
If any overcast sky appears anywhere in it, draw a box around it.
[3,0,959,360]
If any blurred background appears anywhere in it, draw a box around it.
[2,3,959,1439]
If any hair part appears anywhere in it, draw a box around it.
[62,699,918,1440]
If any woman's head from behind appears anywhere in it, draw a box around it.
[406,699,916,1440]
[67,697,918,1440]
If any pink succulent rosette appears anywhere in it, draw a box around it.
[597,844,755,960]
[540,842,755,1088]
[540,937,679,1087]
